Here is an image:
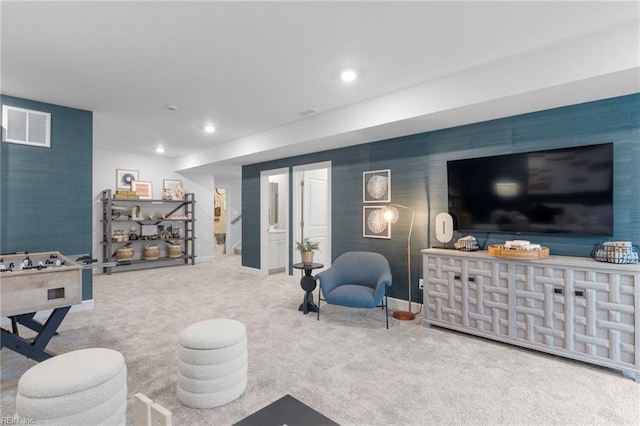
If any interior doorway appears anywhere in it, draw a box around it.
[214,187,227,254]
[260,168,289,275]
[293,161,332,275]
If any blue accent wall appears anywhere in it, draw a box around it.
[243,94,640,304]
[1,95,93,299]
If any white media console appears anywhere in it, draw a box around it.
[422,248,640,382]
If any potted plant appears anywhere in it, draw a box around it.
[296,238,319,264]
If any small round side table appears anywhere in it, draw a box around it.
[292,263,324,314]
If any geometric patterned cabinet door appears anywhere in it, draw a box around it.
[422,248,640,382]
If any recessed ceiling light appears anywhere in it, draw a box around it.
[155,146,165,154]
[204,124,216,133]
[340,69,357,82]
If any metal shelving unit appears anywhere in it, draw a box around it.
[101,189,196,274]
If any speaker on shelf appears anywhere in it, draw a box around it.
[435,212,454,244]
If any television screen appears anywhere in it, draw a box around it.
[447,143,614,236]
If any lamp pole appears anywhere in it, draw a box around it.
[383,204,416,321]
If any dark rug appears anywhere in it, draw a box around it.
[233,394,340,426]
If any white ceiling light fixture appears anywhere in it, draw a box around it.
[340,69,357,82]
[155,146,165,154]
[204,124,216,133]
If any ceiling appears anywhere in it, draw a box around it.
[2,1,639,178]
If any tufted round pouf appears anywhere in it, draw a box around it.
[177,319,247,409]
[16,348,127,426]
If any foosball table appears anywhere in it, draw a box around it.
[0,251,82,361]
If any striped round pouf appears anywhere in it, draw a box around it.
[177,319,247,409]
[16,348,127,425]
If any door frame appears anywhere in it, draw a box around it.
[260,168,290,276]
[214,186,228,254]
[292,161,332,278]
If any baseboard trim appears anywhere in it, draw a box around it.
[240,266,267,276]
[195,255,214,264]
[0,299,95,326]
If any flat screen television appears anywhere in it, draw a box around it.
[447,143,614,236]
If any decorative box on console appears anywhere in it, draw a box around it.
[592,242,639,264]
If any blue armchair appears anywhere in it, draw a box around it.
[315,251,393,328]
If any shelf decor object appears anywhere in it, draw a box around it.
[488,241,550,259]
[453,235,479,251]
[167,242,183,258]
[163,179,184,200]
[434,212,454,246]
[381,203,416,321]
[591,242,639,264]
[131,181,153,200]
[163,179,182,190]
[115,168,139,190]
[115,246,134,262]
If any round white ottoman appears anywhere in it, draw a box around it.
[177,319,247,409]
[16,348,127,426]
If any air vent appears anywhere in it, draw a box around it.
[2,105,51,148]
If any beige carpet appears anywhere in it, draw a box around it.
[1,253,639,425]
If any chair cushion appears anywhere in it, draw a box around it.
[17,382,126,424]
[325,284,377,308]
[17,348,125,398]
[178,336,247,365]
[179,319,246,350]
[16,369,126,419]
[327,251,390,287]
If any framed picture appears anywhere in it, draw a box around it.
[363,169,391,203]
[163,179,182,190]
[141,225,157,237]
[363,206,390,239]
[116,168,139,190]
[163,179,185,200]
[132,180,153,199]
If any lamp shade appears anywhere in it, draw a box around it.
[381,206,399,223]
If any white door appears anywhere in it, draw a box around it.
[294,162,331,273]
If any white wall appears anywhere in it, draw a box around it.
[177,171,215,261]
[92,148,215,266]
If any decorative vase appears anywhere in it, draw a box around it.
[115,247,134,262]
[143,245,160,260]
[167,244,183,258]
[301,251,314,264]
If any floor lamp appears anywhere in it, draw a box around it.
[381,204,416,321]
